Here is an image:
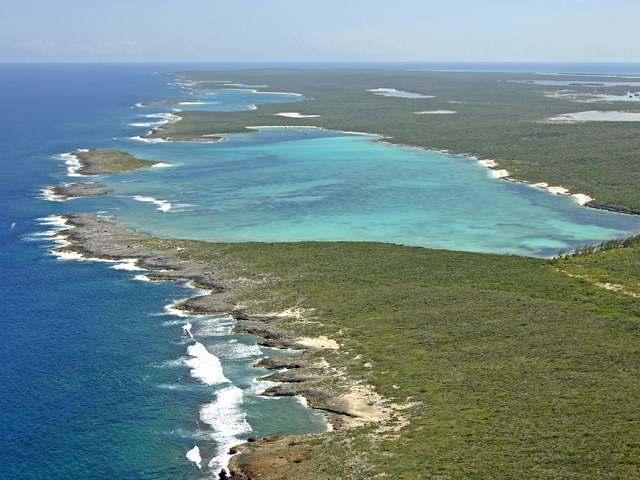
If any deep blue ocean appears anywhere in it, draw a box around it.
[0,64,327,480]
[1,63,639,479]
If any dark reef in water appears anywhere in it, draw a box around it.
[586,200,640,216]
[50,182,112,200]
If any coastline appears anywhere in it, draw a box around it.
[148,102,636,216]
[40,182,112,201]
[42,150,165,202]
[19,66,640,480]
[164,69,640,215]
[376,137,638,215]
[44,213,396,477]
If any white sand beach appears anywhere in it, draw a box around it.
[367,88,434,99]
[414,110,457,114]
[546,111,640,123]
[274,112,321,118]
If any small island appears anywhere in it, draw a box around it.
[48,182,112,200]
[43,149,162,201]
[74,149,160,175]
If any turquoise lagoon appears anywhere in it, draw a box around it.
[82,125,639,258]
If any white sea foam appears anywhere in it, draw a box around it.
[193,315,235,337]
[201,385,251,474]
[151,162,172,168]
[36,219,146,267]
[51,249,85,261]
[490,169,510,179]
[183,322,194,339]
[133,274,152,282]
[185,445,202,469]
[128,121,166,128]
[49,243,121,264]
[214,341,262,359]
[39,186,68,202]
[250,375,279,395]
[55,152,86,177]
[547,186,571,195]
[573,193,594,205]
[37,215,71,229]
[144,112,181,121]
[131,112,180,128]
[181,280,213,297]
[164,299,192,318]
[51,234,71,247]
[478,159,498,168]
[110,258,145,271]
[132,195,173,212]
[129,136,168,144]
[185,341,230,385]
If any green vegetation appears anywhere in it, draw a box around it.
[159,69,640,211]
[555,235,640,298]
[142,236,640,479]
[132,69,640,477]
[75,149,159,174]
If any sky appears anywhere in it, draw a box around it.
[1,0,639,63]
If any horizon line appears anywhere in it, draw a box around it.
[2,60,640,65]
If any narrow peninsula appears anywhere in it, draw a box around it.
[49,213,640,480]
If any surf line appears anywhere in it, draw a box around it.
[164,283,250,476]
[38,215,256,477]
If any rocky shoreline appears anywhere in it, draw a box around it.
[584,200,640,216]
[145,112,225,143]
[50,213,394,479]
[46,182,112,200]
[43,149,165,202]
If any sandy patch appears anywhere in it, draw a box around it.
[274,112,320,119]
[572,193,594,205]
[546,111,640,123]
[546,90,640,103]
[268,307,314,320]
[533,183,593,204]
[341,390,388,423]
[295,336,339,350]
[490,169,511,179]
[414,110,456,114]
[367,88,434,99]
[478,159,498,168]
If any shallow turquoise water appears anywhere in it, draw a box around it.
[80,127,640,258]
